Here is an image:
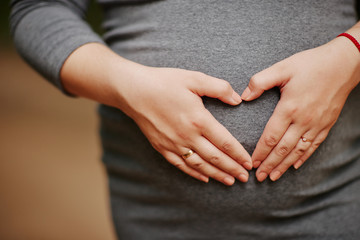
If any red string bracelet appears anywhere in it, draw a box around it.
[337,32,360,53]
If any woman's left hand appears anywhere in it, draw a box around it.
[241,36,360,182]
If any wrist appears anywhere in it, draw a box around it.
[328,36,360,86]
[61,42,150,110]
[341,23,360,85]
[106,55,152,112]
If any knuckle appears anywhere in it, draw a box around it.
[331,105,342,116]
[194,71,207,82]
[249,74,261,87]
[208,155,221,165]
[221,141,233,152]
[276,145,290,157]
[185,157,205,170]
[175,129,191,141]
[220,81,232,93]
[212,172,227,181]
[312,141,322,149]
[273,61,286,72]
[294,147,306,156]
[151,141,163,152]
[262,163,276,173]
[297,158,305,165]
[174,162,186,170]
[189,113,205,130]
[196,71,207,78]
[272,168,284,177]
[264,134,278,147]
[193,162,205,170]
[300,114,314,126]
[229,168,243,177]
[283,103,298,117]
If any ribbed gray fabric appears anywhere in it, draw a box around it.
[11,1,360,239]
[10,0,104,93]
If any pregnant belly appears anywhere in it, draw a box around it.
[112,40,282,152]
[102,2,359,222]
[100,71,355,222]
[203,89,279,153]
[103,45,306,215]
[100,92,310,220]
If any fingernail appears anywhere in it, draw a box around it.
[238,173,249,182]
[200,176,209,183]
[270,170,281,181]
[241,87,251,101]
[232,91,242,104]
[224,176,235,186]
[294,160,303,169]
[253,161,261,168]
[257,172,268,182]
[244,162,253,170]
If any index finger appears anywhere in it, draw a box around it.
[252,101,292,168]
[201,110,253,170]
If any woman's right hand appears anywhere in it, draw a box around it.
[61,43,252,185]
[115,66,252,185]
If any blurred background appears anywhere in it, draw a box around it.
[0,1,116,239]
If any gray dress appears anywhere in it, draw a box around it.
[11,0,360,239]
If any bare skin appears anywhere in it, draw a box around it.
[242,23,360,182]
[60,43,252,186]
[61,21,360,185]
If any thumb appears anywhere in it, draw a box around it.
[194,73,242,106]
[241,62,289,101]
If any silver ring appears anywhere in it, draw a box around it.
[301,137,312,143]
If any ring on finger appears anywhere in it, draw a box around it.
[182,149,195,160]
[301,136,312,143]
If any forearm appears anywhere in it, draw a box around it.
[60,42,147,111]
[62,21,360,108]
